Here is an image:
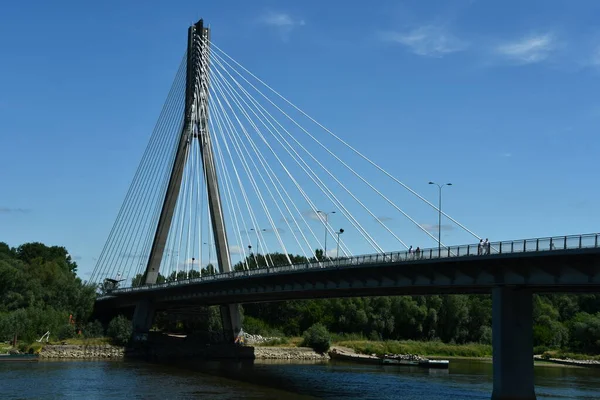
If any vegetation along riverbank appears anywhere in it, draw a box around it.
[2,242,600,366]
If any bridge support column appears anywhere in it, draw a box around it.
[132,299,156,340]
[220,304,241,342]
[491,287,536,400]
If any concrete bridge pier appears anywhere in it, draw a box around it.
[491,287,536,400]
[220,304,242,343]
[132,299,156,340]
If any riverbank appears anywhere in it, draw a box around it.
[330,339,493,358]
[254,346,329,361]
[535,355,600,368]
[39,344,124,359]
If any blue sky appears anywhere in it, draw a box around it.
[1,0,599,280]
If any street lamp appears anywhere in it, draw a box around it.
[203,242,212,266]
[250,228,267,254]
[317,210,336,259]
[335,228,344,259]
[248,244,259,269]
[428,181,452,256]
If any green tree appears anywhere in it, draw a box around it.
[568,312,600,353]
[16,242,78,274]
[57,324,77,340]
[83,320,105,338]
[107,315,132,345]
[301,323,331,353]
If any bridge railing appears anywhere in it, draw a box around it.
[105,233,599,295]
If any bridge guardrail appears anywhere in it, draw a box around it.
[104,233,600,296]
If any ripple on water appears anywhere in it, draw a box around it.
[2,358,600,399]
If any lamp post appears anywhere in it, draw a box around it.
[250,228,267,254]
[203,242,211,266]
[250,228,267,268]
[428,181,452,256]
[335,228,344,260]
[317,210,336,259]
[248,244,258,269]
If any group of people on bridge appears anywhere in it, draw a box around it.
[405,238,492,259]
[478,239,491,255]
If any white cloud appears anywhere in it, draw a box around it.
[258,11,305,40]
[501,152,512,158]
[260,11,305,28]
[0,207,30,213]
[495,34,556,64]
[325,249,338,258]
[375,216,393,222]
[420,223,454,233]
[229,245,243,255]
[304,210,329,222]
[380,25,467,57]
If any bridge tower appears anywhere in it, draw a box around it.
[132,19,241,342]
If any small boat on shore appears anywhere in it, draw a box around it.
[382,357,449,369]
[329,348,381,365]
[329,348,449,369]
[0,353,40,362]
[382,358,419,366]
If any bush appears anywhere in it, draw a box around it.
[57,324,76,340]
[27,343,43,354]
[83,320,104,338]
[478,326,492,345]
[301,323,331,353]
[107,315,132,346]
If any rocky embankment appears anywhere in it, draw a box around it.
[40,345,124,359]
[243,333,281,345]
[384,353,427,362]
[254,346,329,360]
[534,355,600,368]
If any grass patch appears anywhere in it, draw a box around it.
[252,336,303,347]
[334,340,493,358]
[330,332,365,342]
[48,337,112,346]
[254,337,290,346]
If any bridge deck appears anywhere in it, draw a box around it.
[96,233,600,312]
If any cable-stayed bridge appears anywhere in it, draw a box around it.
[90,19,600,400]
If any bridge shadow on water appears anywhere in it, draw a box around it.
[160,357,491,399]
[137,357,600,400]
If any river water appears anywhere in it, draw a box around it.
[2,358,600,399]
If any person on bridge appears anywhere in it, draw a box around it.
[415,247,421,258]
[478,239,484,255]
[408,246,413,259]
[484,238,490,255]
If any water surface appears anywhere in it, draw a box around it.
[2,358,600,399]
